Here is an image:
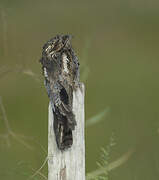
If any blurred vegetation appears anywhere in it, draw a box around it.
[1,0,159,179]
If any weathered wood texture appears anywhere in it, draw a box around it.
[48,84,85,180]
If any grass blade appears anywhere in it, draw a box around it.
[86,107,110,127]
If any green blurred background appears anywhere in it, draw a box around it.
[0,0,159,179]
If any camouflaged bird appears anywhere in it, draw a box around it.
[40,35,80,150]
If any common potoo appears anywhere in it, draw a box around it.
[40,35,80,150]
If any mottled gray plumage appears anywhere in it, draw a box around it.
[40,35,80,150]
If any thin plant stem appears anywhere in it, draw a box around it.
[0,96,11,132]
[86,148,135,180]
[31,168,47,180]
[0,96,33,150]
[29,156,48,179]
[0,7,8,57]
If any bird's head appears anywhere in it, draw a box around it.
[42,35,72,60]
[40,34,73,72]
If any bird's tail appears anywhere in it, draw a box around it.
[53,107,76,150]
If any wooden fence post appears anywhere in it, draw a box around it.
[48,83,85,180]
